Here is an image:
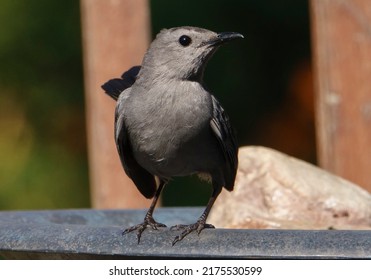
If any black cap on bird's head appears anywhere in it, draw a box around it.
[138,26,244,81]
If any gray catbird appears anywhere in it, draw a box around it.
[102,26,243,245]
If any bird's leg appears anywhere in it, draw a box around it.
[171,186,222,246]
[122,182,166,244]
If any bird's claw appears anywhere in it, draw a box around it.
[122,217,167,244]
[171,221,215,246]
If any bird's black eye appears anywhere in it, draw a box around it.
[179,35,192,46]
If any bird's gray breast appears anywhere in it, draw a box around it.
[124,80,219,177]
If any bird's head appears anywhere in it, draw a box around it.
[138,26,244,82]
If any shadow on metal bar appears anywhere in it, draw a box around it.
[0,208,370,259]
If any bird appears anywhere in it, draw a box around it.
[102,26,242,245]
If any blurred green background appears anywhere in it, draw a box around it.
[0,0,313,210]
[0,0,88,209]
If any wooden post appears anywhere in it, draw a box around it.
[311,0,371,192]
[80,0,152,208]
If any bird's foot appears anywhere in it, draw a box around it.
[170,220,215,245]
[122,216,166,244]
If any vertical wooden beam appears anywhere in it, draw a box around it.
[311,0,371,192]
[81,0,152,208]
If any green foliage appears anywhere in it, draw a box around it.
[0,0,89,209]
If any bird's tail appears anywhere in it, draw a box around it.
[101,65,141,101]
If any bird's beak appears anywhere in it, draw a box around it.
[205,32,244,47]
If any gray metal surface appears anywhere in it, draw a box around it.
[0,208,370,259]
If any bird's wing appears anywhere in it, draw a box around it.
[210,95,238,190]
[114,90,157,198]
[102,66,141,101]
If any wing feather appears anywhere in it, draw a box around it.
[114,89,157,199]
[210,95,238,190]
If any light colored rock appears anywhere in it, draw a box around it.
[209,146,371,229]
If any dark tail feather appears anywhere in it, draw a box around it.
[102,78,128,100]
[101,65,141,101]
